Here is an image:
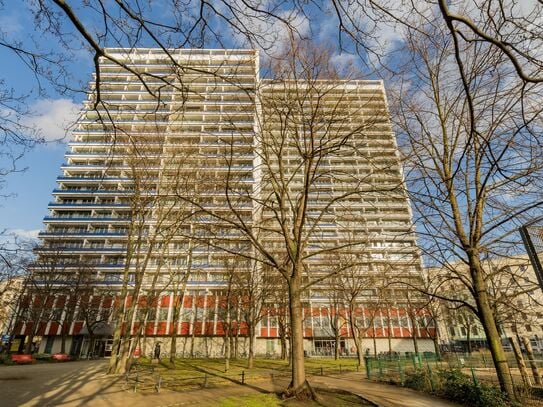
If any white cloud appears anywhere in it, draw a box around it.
[0,13,23,35]
[23,98,80,142]
[219,2,310,59]
[7,229,40,240]
[329,52,358,74]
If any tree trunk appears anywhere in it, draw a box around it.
[170,334,177,365]
[348,305,364,367]
[433,324,441,360]
[116,339,131,375]
[225,331,231,371]
[471,261,515,398]
[410,315,419,355]
[509,336,531,387]
[247,325,255,369]
[521,336,542,386]
[334,329,340,360]
[88,334,95,358]
[279,325,287,360]
[225,295,231,371]
[387,326,392,355]
[60,331,66,354]
[170,292,184,365]
[234,326,239,359]
[190,323,196,357]
[25,333,34,354]
[287,282,307,396]
[466,324,472,354]
[387,309,392,355]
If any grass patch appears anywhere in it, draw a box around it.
[129,357,362,394]
[214,393,282,407]
[136,357,360,381]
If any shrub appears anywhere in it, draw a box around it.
[404,369,431,392]
[476,384,509,407]
[0,354,14,365]
[33,353,52,361]
[438,369,508,407]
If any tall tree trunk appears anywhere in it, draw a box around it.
[190,322,196,357]
[247,324,255,368]
[471,261,515,398]
[225,329,231,371]
[287,282,307,395]
[169,292,183,365]
[410,314,419,355]
[224,292,231,371]
[279,323,287,360]
[521,336,542,385]
[509,336,531,387]
[234,325,239,359]
[334,327,340,360]
[387,316,392,355]
[348,305,364,367]
[433,323,441,360]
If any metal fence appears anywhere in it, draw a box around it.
[364,352,543,402]
[123,360,363,394]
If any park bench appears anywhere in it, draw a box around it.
[51,353,71,361]
[11,354,34,364]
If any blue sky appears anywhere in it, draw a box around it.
[0,3,92,239]
[0,1,398,240]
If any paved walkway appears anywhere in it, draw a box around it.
[0,360,461,407]
[310,373,461,407]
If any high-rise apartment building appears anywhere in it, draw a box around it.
[13,49,434,357]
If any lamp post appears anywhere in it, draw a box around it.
[519,216,543,291]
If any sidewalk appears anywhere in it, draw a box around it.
[309,372,462,407]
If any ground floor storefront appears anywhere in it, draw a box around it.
[37,335,435,359]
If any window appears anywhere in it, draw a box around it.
[158,308,169,321]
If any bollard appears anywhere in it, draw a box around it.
[134,371,138,393]
[364,356,371,379]
[241,370,245,384]
[203,373,208,388]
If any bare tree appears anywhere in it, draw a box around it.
[234,260,270,368]
[17,246,68,354]
[394,15,543,397]
[170,40,405,397]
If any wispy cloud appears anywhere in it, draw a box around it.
[7,228,40,240]
[0,13,23,35]
[23,98,80,142]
